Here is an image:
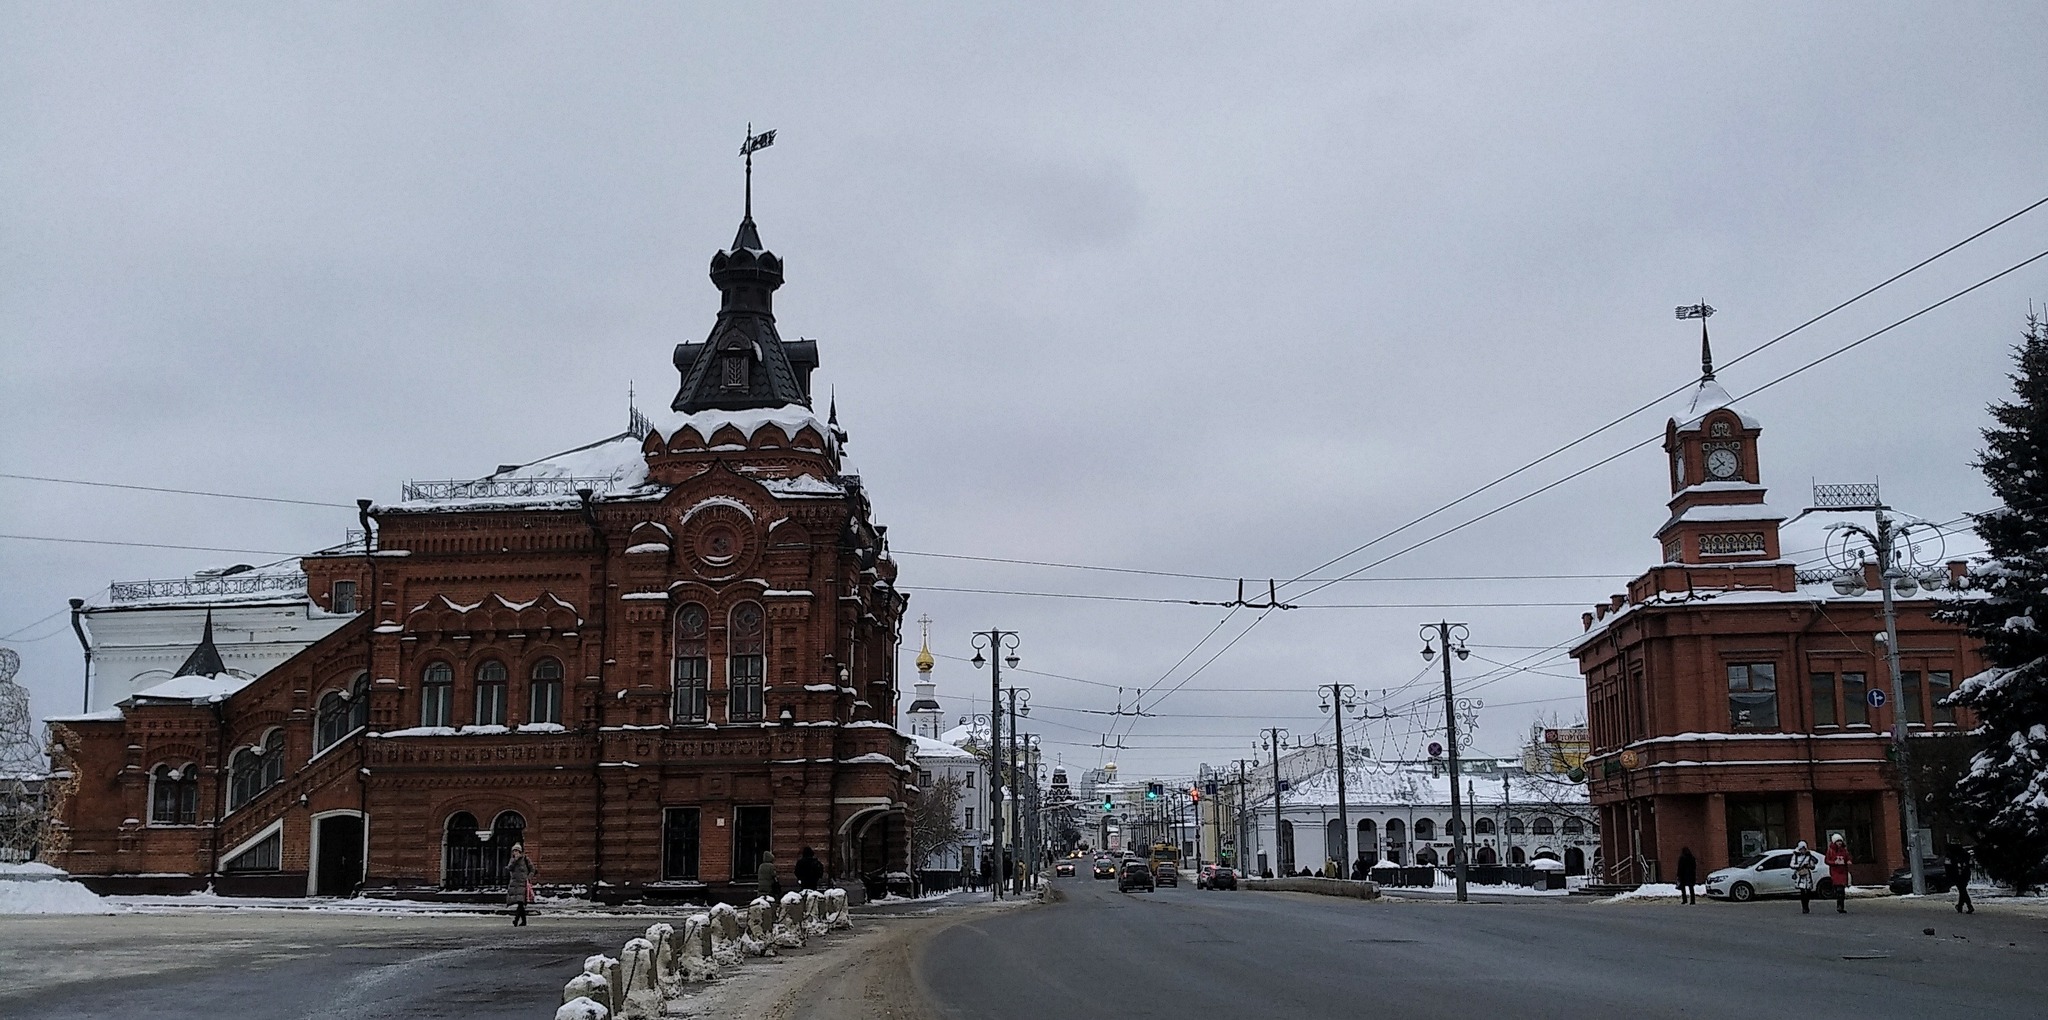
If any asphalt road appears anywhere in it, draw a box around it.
[917,878,2048,1019]
[0,910,646,1020]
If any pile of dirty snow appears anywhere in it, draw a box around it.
[0,862,121,915]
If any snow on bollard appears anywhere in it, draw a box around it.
[565,955,618,1015]
[801,889,829,937]
[706,903,744,965]
[645,923,679,990]
[744,897,778,956]
[676,913,720,982]
[772,891,807,948]
[617,937,663,1020]
[556,996,609,1020]
[825,887,852,929]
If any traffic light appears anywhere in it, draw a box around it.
[1145,782,1160,800]
[1101,795,1113,813]
[1189,787,1201,803]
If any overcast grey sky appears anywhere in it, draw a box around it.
[4,3,2046,779]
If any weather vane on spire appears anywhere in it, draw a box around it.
[739,124,777,220]
[1676,301,1716,380]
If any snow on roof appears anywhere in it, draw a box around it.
[910,734,977,761]
[1675,378,1761,430]
[644,404,835,451]
[126,670,256,705]
[1659,501,1787,532]
[1280,761,1588,809]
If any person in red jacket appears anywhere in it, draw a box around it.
[1825,835,1853,913]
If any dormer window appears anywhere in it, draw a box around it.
[721,353,748,390]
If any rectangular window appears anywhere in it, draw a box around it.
[965,773,974,789]
[421,680,453,728]
[529,679,562,726]
[663,808,701,881]
[729,655,765,723]
[475,680,508,727]
[1816,795,1877,863]
[1841,673,1868,726]
[1901,671,1923,726]
[964,808,975,829]
[1810,672,1837,727]
[919,770,933,786]
[1725,797,1789,863]
[1930,670,1955,724]
[1727,663,1779,730]
[330,580,358,614]
[733,805,772,882]
[674,656,708,723]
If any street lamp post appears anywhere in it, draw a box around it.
[1318,683,1358,873]
[1262,728,1289,875]
[1422,622,1473,902]
[1810,483,1947,896]
[971,630,1020,901]
[1001,686,1031,894]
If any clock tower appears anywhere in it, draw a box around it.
[1654,337,1786,568]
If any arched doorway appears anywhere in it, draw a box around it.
[1277,820,1296,873]
[1509,846,1526,864]
[1416,846,1438,866]
[312,812,365,896]
[1476,845,1497,865]
[1564,846,1586,876]
[1324,818,1348,868]
[1383,818,1406,865]
[1356,819,1378,867]
[442,812,482,889]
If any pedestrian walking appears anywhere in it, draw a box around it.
[982,855,997,898]
[1825,835,1852,913]
[505,843,536,927]
[1947,843,1975,914]
[795,846,825,891]
[1675,847,1698,904]
[1790,841,1819,914]
[755,851,779,900]
[960,858,975,892]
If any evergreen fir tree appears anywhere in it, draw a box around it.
[1948,314,2048,892]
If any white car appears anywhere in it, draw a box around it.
[1703,849,1836,902]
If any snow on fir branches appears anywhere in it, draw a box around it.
[1946,313,2048,892]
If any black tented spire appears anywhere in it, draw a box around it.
[172,610,228,678]
[671,208,818,413]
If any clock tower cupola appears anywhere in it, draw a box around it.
[1654,318,1786,568]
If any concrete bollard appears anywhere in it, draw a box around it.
[556,996,609,1020]
[825,887,852,929]
[644,923,677,990]
[676,912,720,982]
[617,937,662,1020]
[744,897,778,956]
[565,955,618,1015]
[773,891,807,948]
[706,904,743,965]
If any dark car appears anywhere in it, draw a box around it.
[1154,861,1179,887]
[1055,860,1076,877]
[1198,864,1237,890]
[1118,860,1155,893]
[1888,862,1954,895]
[1092,856,1118,879]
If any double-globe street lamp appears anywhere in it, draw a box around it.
[1421,622,1473,902]
[971,631,1020,900]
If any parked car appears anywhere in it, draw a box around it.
[1154,862,1179,887]
[1055,860,1076,877]
[1093,855,1118,879]
[1197,864,1238,890]
[1888,862,1953,895]
[1118,860,1155,893]
[1705,849,1838,902]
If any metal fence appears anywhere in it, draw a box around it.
[109,572,308,603]
[399,477,615,502]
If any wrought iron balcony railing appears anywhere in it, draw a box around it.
[399,477,615,502]
[109,572,309,603]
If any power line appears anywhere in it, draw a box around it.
[1273,195,2048,595]
[0,534,304,556]
[0,472,356,509]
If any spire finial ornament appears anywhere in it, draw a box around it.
[173,609,227,678]
[1676,302,1717,380]
[739,124,776,228]
[915,613,935,673]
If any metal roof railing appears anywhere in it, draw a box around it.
[399,477,614,502]
[109,572,308,603]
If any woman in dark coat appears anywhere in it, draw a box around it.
[506,844,536,927]
[1948,844,1975,914]
[1675,848,1699,904]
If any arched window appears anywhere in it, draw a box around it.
[1509,846,1526,864]
[727,602,766,723]
[1531,817,1556,836]
[1475,817,1496,836]
[1414,818,1436,841]
[1447,818,1464,837]
[258,728,284,789]
[1277,820,1296,871]
[315,674,369,752]
[474,660,508,727]
[1477,845,1498,865]
[1383,818,1406,865]
[1562,817,1585,835]
[1508,816,1527,835]
[228,748,263,812]
[1416,846,1438,866]
[1356,819,1379,866]
[442,812,483,889]
[673,604,709,723]
[1325,818,1349,863]
[529,658,564,726]
[421,662,454,727]
[149,763,198,825]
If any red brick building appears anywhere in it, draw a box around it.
[47,205,914,901]
[1571,350,1982,887]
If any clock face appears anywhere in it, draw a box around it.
[1706,448,1740,479]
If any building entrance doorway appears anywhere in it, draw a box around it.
[314,814,364,896]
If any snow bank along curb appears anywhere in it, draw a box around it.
[0,863,121,915]
[1244,877,1382,900]
[553,888,852,1019]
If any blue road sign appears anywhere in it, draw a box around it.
[1867,688,1887,708]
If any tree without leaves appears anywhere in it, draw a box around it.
[1945,314,2048,892]
[909,773,970,875]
